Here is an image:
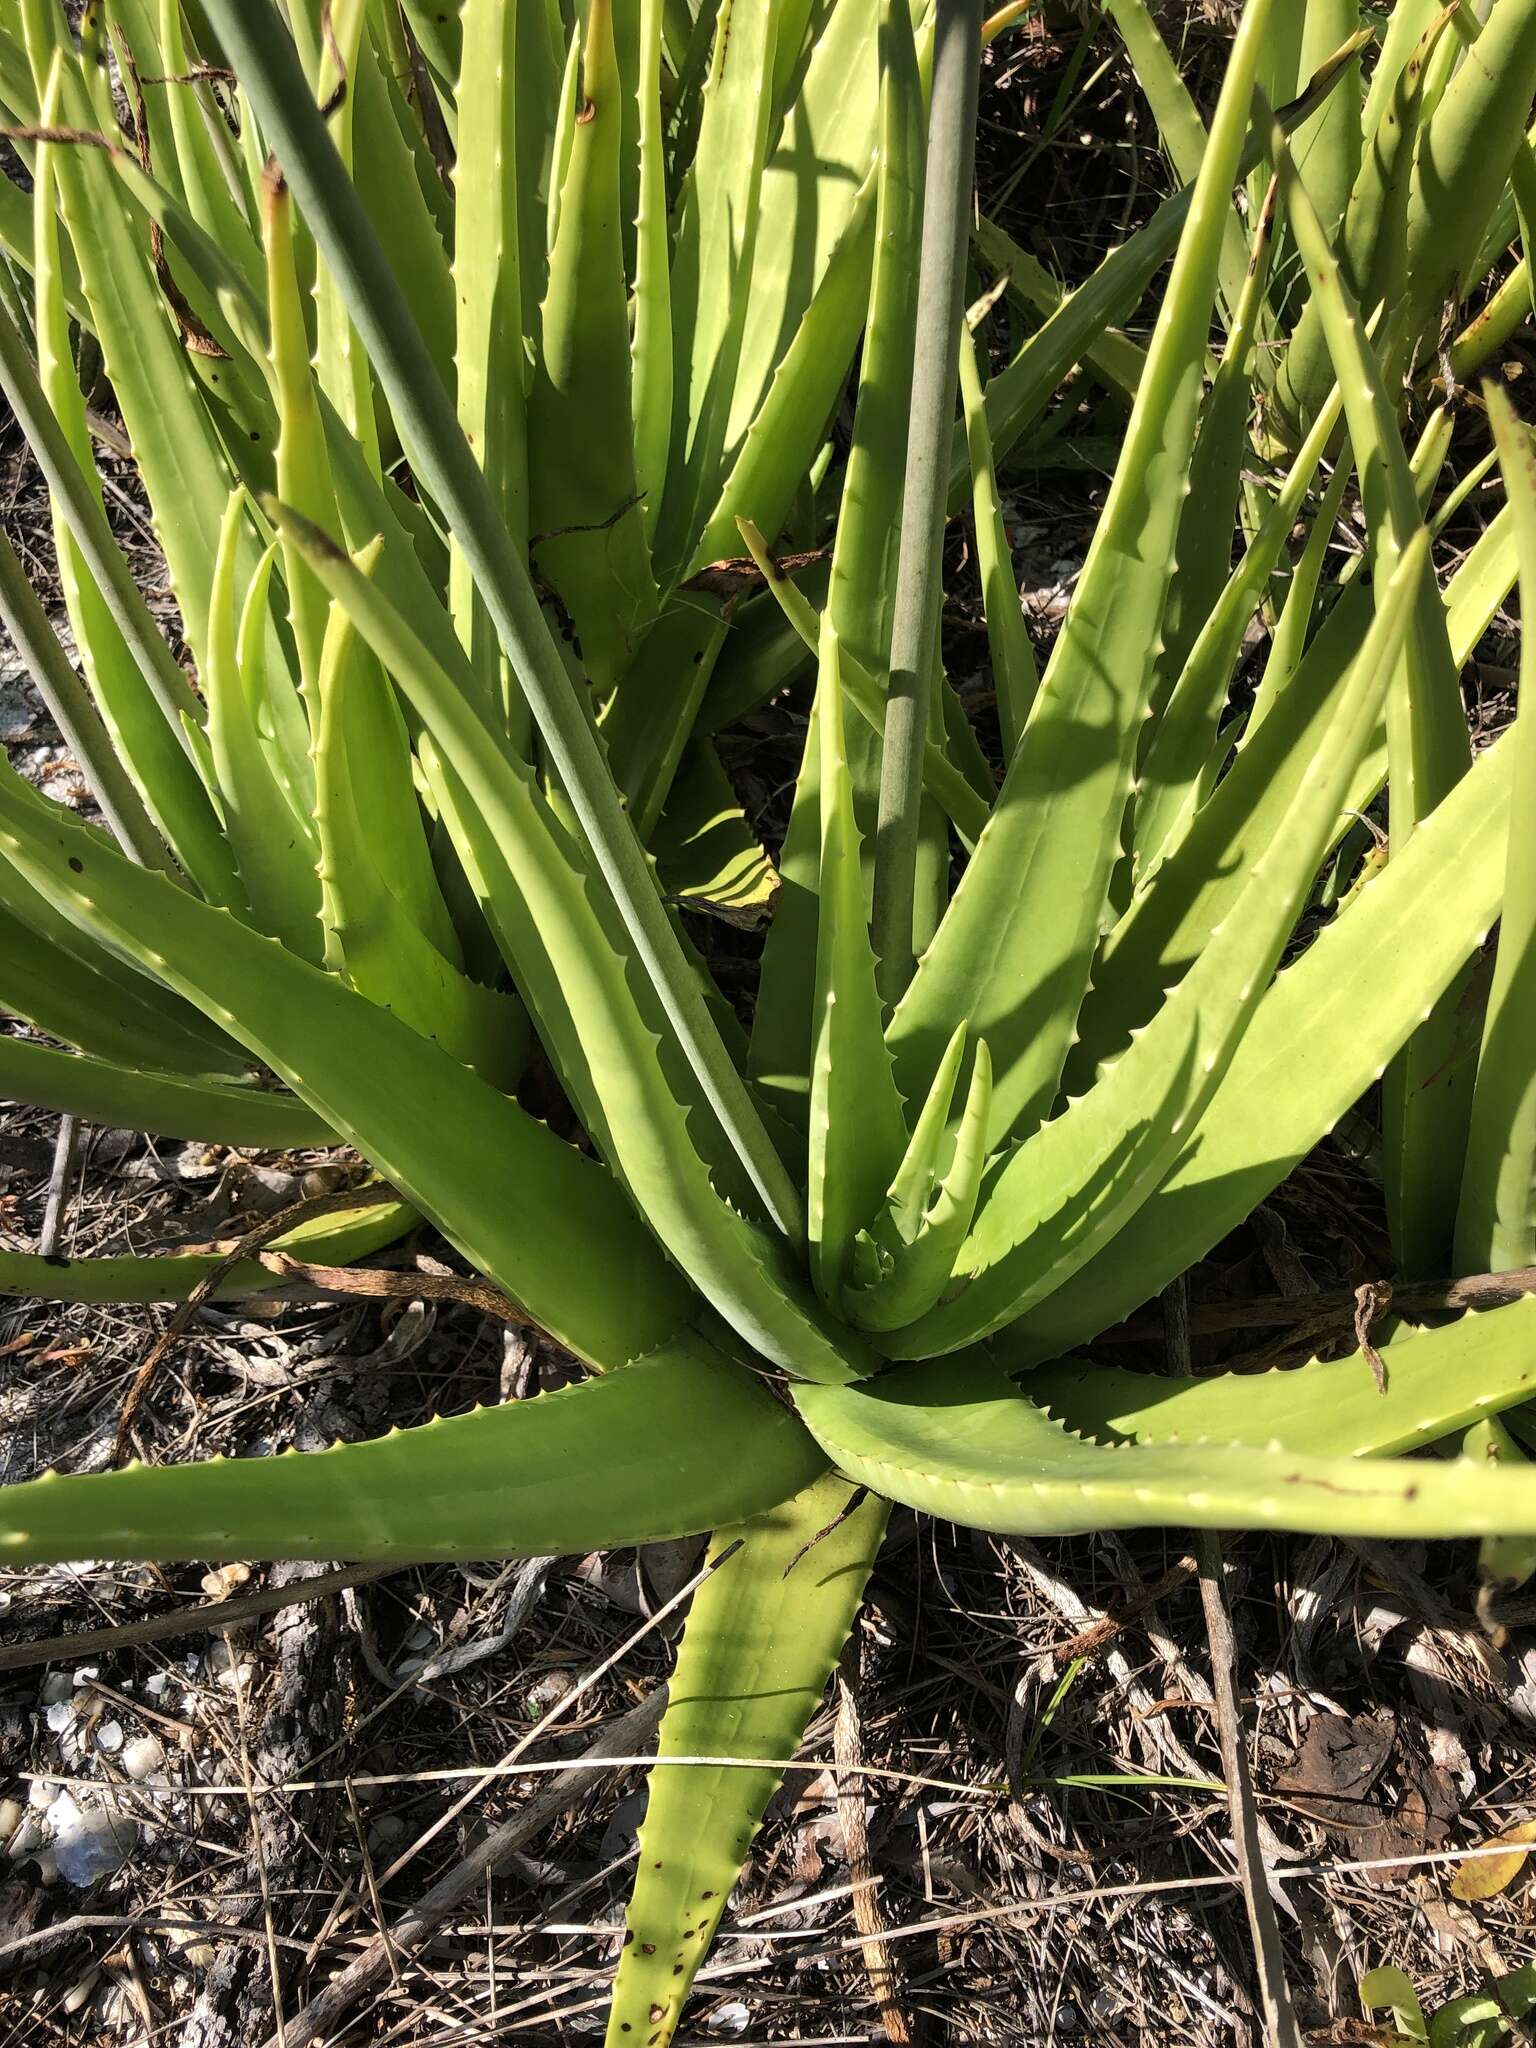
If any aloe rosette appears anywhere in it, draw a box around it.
[0,0,1534,2037]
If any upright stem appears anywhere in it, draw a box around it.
[872,0,984,1005]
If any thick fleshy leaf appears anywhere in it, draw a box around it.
[889,0,1279,1152]
[0,1338,827,1566]
[1454,388,1536,1274]
[997,731,1513,1367]
[606,1473,885,2048]
[0,759,692,1367]
[794,1338,1536,1542]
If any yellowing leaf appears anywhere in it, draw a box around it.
[1451,1819,1536,1901]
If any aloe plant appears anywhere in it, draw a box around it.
[2,0,1536,2037]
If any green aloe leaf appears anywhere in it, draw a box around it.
[1288,0,1361,252]
[959,326,1038,762]
[19,0,264,680]
[0,1029,330,1147]
[0,1338,828,1566]
[1454,387,1536,1274]
[205,505,325,960]
[1404,0,1536,342]
[528,0,656,690]
[997,729,1514,1368]
[1275,2,1453,440]
[890,0,1278,1152]
[1127,368,1347,884]
[205,0,807,1246]
[844,1033,991,1333]
[311,591,525,1088]
[656,0,779,579]
[630,0,672,552]
[1100,0,1255,324]
[0,883,248,1079]
[652,741,779,929]
[890,529,1422,1359]
[606,1473,886,2048]
[947,34,1369,509]
[0,755,692,1367]
[279,514,870,1381]
[0,1195,417,1306]
[449,0,527,730]
[1129,183,1276,871]
[1031,1294,1536,1458]
[807,625,908,1309]
[1273,100,1474,1279]
[793,1337,1536,1542]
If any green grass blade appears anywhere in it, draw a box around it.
[0,1337,828,1566]
[1454,388,1536,1274]
[606,1473,886,2048]
[205,0,807,1246]
[891,0,1278,1151]
[793,1345,1536,1541]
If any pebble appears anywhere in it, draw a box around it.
[6,1816,44,1860]
[39,1673,72,1706]
[60,1968,100,2016]
[94,1719,124,1755]
[0,1798,22,1843]
[44,1701,74,1734]
[50,1792,138,1887]
[121,1736,164,1781]
[366,1814,406,1854]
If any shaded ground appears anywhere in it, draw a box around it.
[3,6,1536,2044]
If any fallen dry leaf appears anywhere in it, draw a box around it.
[1450,1817,1536,1901]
